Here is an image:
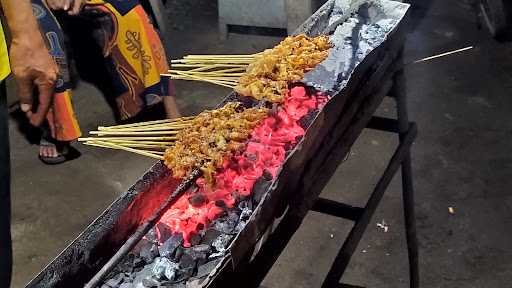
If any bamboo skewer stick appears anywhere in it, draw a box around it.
[88,142,171,150]
[83,140,164,160]
[80,139,175,146]
[98,116,195,130]
[90,130,181,136]
[79,136,178,141]
[106,124,191,132]
[161,73,236,88]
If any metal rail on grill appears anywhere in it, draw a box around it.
[84,169,202,288]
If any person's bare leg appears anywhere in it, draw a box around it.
[163,96,181,119]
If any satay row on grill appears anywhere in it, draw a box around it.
[235,34,332,103]
[164,103,269,184]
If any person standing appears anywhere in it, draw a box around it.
[34,0,181,164]
[0,0,59,286]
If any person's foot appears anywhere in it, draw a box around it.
[39,138,81,165]
[39,139,60,159]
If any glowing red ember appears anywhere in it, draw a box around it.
[156,86,329,246]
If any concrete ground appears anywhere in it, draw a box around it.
[7,0,512,287]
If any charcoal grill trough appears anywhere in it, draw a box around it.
[27,1,413,287]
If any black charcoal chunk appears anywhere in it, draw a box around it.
[184,247,208,266]
[152,257,169,280]
[159,233,184,258]
[104,273,124,287]
[156,223,174,241]
[134,255,145,268]
[200,229,222,246]
[212,214,238,234]
[158,280,186,288]
[186,278,204,288]
[141,243,160,263]
[238,199,253,211]
[152,257,180,281]
[188,194,206,207]
[262,169,273,181]
[212,234,233,253]
[252,176,272,204]
[192,244,211,254]
[142,277,160,287]
[132,264,155,288]
[179,253,196,270]
[196,259,221,278]
[173,246,184,262]
[164,262,180,281]
[298,109,318,129]
[214,200,227,208]
[179,267,195,280]
[145,228,158,243]
[189,233,202,246]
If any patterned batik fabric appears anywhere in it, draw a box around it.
[31,0,172,141]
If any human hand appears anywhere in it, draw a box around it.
[9,34,58,126]
[45,0,84,15]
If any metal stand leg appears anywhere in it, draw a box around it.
[219,21,228,40]
[393,64,420,288]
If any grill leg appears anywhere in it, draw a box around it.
[393,60,420,288]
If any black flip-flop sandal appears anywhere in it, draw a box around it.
[38,137,81,165]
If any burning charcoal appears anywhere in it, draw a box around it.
[188,194,206,207]
[212,234,233,253]
[159,233,184,258]
[246,153,257,161]
[156,223,174,242]
[119,284,131,288]
[196,259,221,278]
[201,229,222,246]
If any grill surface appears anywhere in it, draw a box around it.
[26,1,410,287]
